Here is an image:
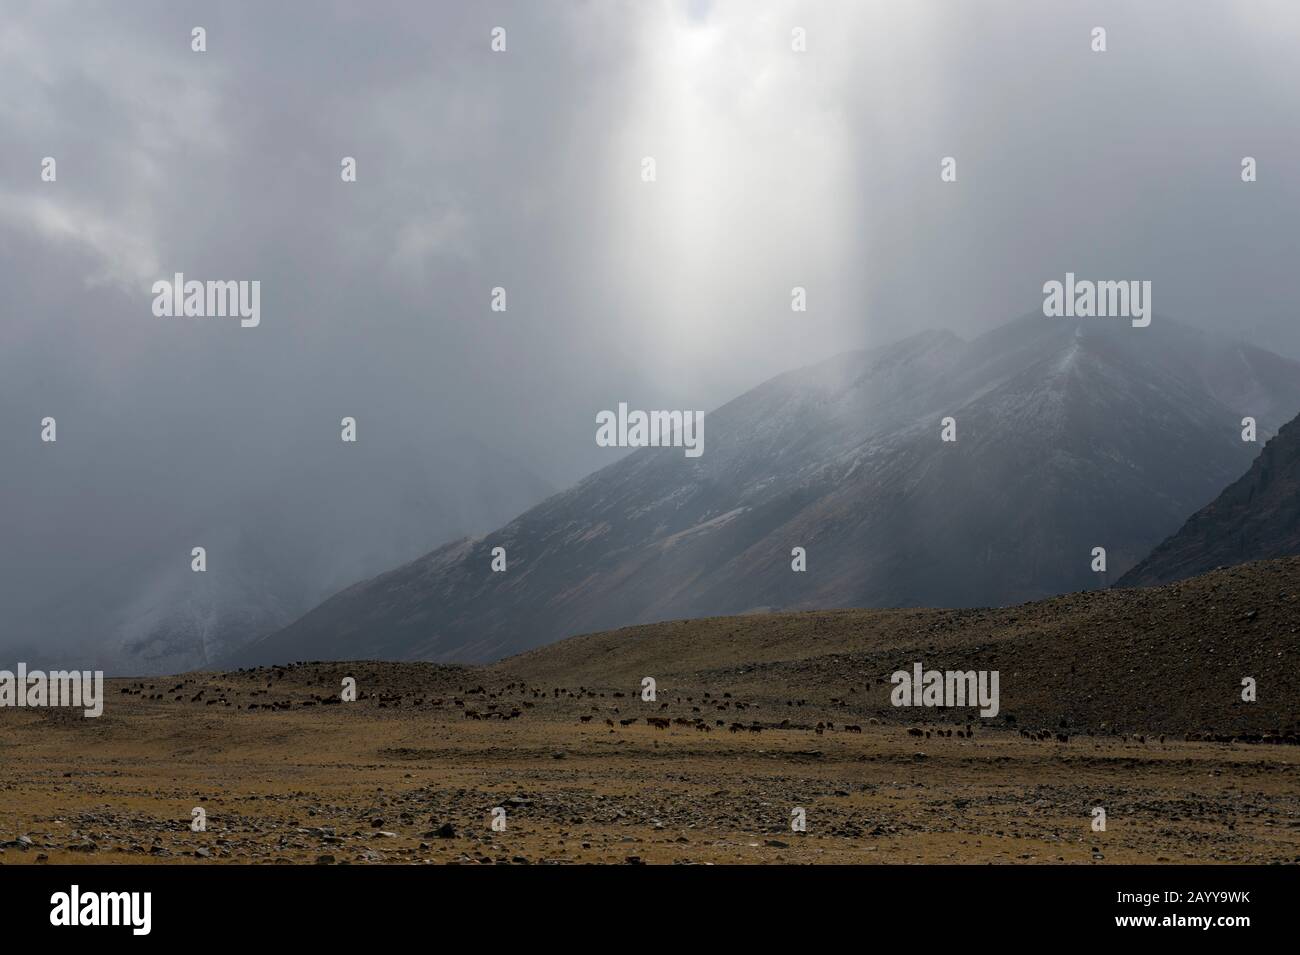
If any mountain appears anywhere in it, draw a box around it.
[1118,411,1300,587]
[4,430,553,675]
[238,313,1300,666]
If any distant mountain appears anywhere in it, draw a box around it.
[5,432,553,675]
[1118,412,1300,587]
[238,313,1300,666]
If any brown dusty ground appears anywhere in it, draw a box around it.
[1,661,1297,865]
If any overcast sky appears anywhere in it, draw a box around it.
[2,0,1299,650]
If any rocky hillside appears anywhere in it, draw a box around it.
[487,557,1300,737]
[1119,412,1300,587]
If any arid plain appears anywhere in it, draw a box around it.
[3,560,1299,865]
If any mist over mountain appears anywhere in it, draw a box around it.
[1119,411,1300,588]
[238,313,1300,666]
[2,426,552,674]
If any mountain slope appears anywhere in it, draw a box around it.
[3,430,553,675]
[487,556,1300,737]
[1118,411,1300,587]
[239,313,1300,666]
